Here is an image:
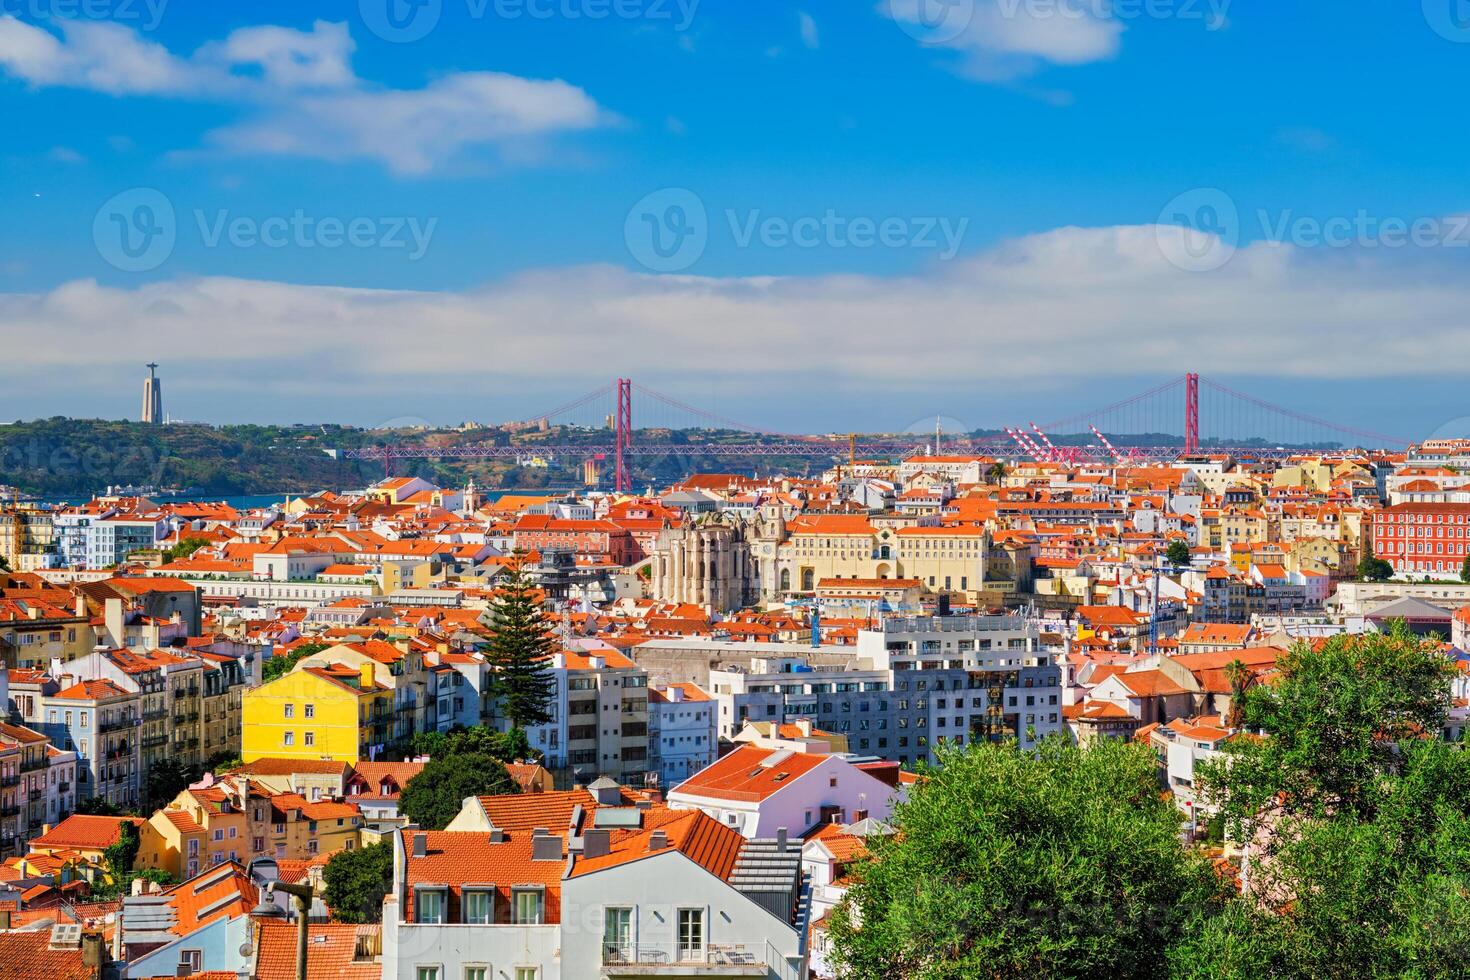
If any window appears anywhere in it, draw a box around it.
[304,704,315,719]
[603,907,632,962]
[512,888,543,924]
[514,970,538,980]
[283,732,295,746]
[304,732,315,747]
[678,908,705,961]
[180,950,203,973]
[284,704,294,719]
[416,968,440,980]
[464,969,487,980]
[463,889,492,925]
[416,888,446,924]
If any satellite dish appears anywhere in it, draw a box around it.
[239,942,254,957]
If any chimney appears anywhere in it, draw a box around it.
[81,932,104,971]
[531,829,562,862]
[796,720,813,737]
[648,830,668,851]
[582,828,610,859]
[488,828,505,844]
[0,909,10,930]
[360,663,375,689]
[411,832,426,858]
[776,827,788,852]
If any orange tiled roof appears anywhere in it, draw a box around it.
[254,922,380,980]
[670,745,828,803]
[30,814,143,851]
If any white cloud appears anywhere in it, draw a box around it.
[46,146,85,164]
[205,72,608,176]
[0,16,610,175]
[883,0,1122,81]
[0,16,218,95]
[7,225,1470,400]
[799,12,820,50]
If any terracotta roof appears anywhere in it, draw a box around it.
[31,814,143,851]
[255,922,380,980]
[569,809,743,881]
[403,830,564,922]
[0,932,93,980]
[670,745,829,803]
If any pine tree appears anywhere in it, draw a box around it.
[484,554,557,729]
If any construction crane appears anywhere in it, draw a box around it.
[1030,423,1060,462]
[1005,427,1045,463]
[1090,424,1122,464]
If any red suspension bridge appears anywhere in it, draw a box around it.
[343,375,1412,491]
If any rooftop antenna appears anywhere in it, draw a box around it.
[935,416,943,455]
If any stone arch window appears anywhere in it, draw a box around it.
[801,568,815,591]
[780,568,791,592]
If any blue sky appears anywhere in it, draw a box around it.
[3,0,1470,439]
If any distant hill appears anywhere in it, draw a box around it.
[0,418,830,497]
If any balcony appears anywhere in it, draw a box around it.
[0,806,19,818]
[20,757,47,773]
[600,942,798,978]
[0,777,16,789]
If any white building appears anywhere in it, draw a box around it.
[647,683,717,789]
[383,800,807,980]
[667,744,899,839]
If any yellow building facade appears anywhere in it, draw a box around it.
[241,663,392,765]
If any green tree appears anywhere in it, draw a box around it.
[161,537,210,562]
[399,752,518,830]
[1165,539,1193,567]
[1183,626,1470,978]
[94,821,141,897]
[1461,553,1470,584]
[322,841,395,924]
[411,725,533,763]
[0,553,10,574]
[1201,624,1454,826]
[483,557,556,729]
[829,738,1224,979]
[75,796,128,816]
[986,461,1008,483]
[261,641,333,683]
[1356,543,1394,582]
[143,757,201,812]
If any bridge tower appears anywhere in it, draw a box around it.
[615,378,633,493]
[1184,372,1200,455]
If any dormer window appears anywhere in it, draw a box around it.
[462,887,494,924]
[414,885,447,924]
[511,887,544,924]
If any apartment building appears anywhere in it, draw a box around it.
[1372,502,1470,577]
[647,683,716,789]
[26,678,141,810]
